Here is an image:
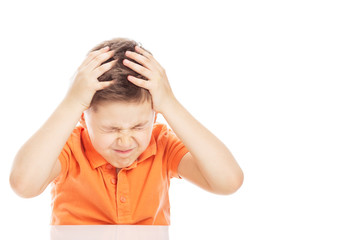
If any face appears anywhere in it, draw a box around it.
[84,100,155,169]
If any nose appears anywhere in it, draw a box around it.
[116,130,132,147]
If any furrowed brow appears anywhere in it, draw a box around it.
[102,121,149,130]
[133,120,149,128]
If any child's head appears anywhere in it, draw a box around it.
[83,38,155,169]
[89,37,152,109]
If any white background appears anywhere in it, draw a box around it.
[1,0,359,239]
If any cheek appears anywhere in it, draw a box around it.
[134,130,152,148]
[93,134,116,150]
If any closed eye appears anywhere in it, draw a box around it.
[132,121,150,130]
[100,121,149,132]
[132,126,145,131]
[101,128,116,133]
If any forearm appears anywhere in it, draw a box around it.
[121,45,243,191]
[10,96,84,194]
[162,98,243,191]
[10,46,116,197]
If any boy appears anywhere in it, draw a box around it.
[9,38,244,225]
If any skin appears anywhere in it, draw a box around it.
[9,44,244,198]
[124,46,244,194]
[10,46,117,198]
[83,100,155,170]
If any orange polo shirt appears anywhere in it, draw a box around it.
[50,123,188,225]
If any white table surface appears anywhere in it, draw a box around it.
[50,225,169,240]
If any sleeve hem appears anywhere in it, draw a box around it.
[171,147,189,179]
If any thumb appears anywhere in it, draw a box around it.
[97,80,116,90]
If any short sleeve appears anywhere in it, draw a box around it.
[163,127,189,179]
[53,136,72,184]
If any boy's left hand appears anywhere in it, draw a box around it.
[123,46,176,113]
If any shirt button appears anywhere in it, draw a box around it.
[106,164,113,170]
[120,196,126,203]
[111,178,117,184]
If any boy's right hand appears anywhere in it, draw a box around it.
[65,46,117,110]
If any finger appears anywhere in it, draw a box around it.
[127,75,150,89]
[86,50,115,70]
[135,45,153,59]
[123,59,152,79]
[125,50,153,70]
[93,59,118,78]
[96,80,116,91]
[82,46,110,67]
[134,45,163,72]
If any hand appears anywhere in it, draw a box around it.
[123,46,176,113]
[66,46,117,110]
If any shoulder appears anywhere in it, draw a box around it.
[151,123,185,151]
[71,124,84,138]
[152,123,174,142]
[62,124,85,151]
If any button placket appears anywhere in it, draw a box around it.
[120,196,126,203]
[111,178,117,184]
[103,164,117,185]
[116,170,131,221]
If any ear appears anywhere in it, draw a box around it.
[154,112,158,123]
[79,113,87,128]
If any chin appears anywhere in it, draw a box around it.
[111,156,137,168]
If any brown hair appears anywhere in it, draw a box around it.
[89,37,152,108]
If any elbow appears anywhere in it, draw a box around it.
[9,172,41,199]
[228,172,244,195]
[232,168,244,193]
[217,168,244,195]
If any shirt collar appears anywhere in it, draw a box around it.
[81,126,157,170]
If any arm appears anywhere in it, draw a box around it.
[9,46,117,198]
[124,46,244,195]
[162,99,244,195]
